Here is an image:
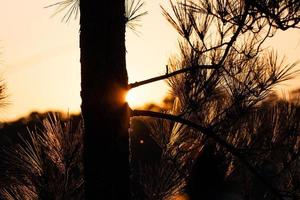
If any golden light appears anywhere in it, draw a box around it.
[125,83,169,109]
[126,89,141,108]
[168,194,190,200]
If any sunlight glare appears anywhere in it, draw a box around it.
[125,83,169,108]
[126,89,140,107]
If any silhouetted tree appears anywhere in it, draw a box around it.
[80,0,146,198]
[2,0,300,199]
[79,0,129,199]
[130,0,300,199]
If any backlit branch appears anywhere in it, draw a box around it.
[128,64,219,89]
[132,109,285,200]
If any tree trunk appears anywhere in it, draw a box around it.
[80,0,129,199]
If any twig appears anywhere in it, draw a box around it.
[128,64,219,89]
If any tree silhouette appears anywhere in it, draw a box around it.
[79,0,149,198]
[79,1,130,199]
[130,0,300,199]
[51,0,300,199]
[1,0,300,199]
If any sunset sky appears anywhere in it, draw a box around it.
[0,0,300,122]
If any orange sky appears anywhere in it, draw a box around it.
[0,0,299,122]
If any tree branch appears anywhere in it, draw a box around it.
[128,64,219,89]
[131,109,284,200]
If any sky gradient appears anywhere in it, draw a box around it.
[0,0,300,121]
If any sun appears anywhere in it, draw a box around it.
[125,85,168,108]
[126,89,142,108]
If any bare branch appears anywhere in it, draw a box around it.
[128,64,219,89]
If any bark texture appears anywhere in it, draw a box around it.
[80,0,129,199]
